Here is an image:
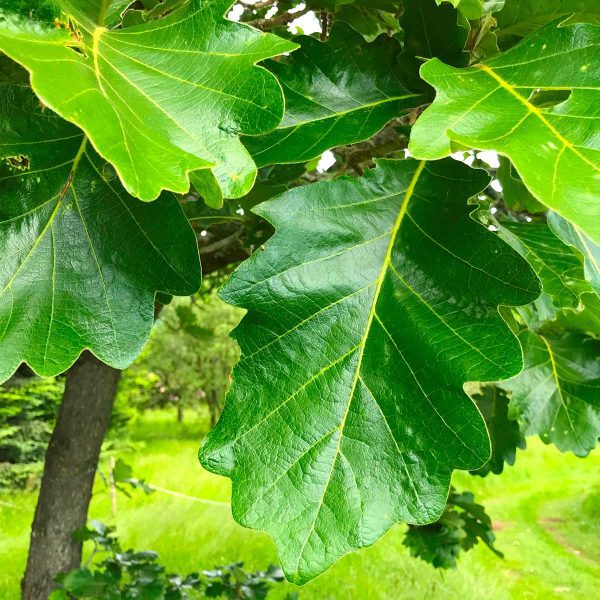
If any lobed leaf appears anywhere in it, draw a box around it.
[469,385,524,476]
[200,158,539,583]
[409,21,600,243]
[496,0,600,41]
[398,0,469,92]
[548,212,600,297]
[244,24,422,168]
[497,220,593,308]
[0,76,200,382]
[502,330,600,456]
[0,0,297,201]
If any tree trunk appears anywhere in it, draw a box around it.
[21,353,121,600]
[207,389,219,428]
[177,401,184,423]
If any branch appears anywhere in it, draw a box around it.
[249,5,310,30]
[238,0,275,9]
[199,228,243,255]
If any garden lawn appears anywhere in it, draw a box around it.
[1,409,599,599]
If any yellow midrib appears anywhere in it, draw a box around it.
[295,160,427,571]
[476,64,599,173]
[0,137,87,297]
[92,26,107,96]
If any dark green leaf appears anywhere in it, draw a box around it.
[398,0,469,92]
[496,0,600,41]
[201,158,539,583]
[469,385,524,476]
[496,157,545,213]
[0,80,200,382]
[497,220,593,308]
[503,330,600,456]
[548,211,600,296]
[244,24,422,168]
[403,488,502,569]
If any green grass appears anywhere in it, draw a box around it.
[1,409,599,599]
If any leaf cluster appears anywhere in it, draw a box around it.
[403,489,503,569]
[51,520,292,600]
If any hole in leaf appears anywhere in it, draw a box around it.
[528,89,571,109]
[101,162,117,182]
[5,155,30,170]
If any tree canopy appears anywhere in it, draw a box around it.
[0,0,598,586]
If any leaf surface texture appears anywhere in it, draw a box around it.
[0,79,200,381]
[409,22,600,243]
[200,159,540,583]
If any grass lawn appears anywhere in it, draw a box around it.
[1,409,599,599]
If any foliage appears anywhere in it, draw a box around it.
[410,21,600,242]
[502,331,600,457]
[0,74,201,382]
[469,384,525,476]
[403,489,503,569]
[0,0,599,586]
[50,520,292,600]
[243,23,422,167]
[0,376,62,490]
[125,292,242,424]
[200,158,539,582]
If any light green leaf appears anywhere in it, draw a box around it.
[496,0,600,40]
[0,0,297,201]
[244,24,421,168]
[200,158,539,583]
[548,211,600,296]
[0,75,200,382]
[549,292,600,336]
[497,220,593,308]
[409,22,600,244]
[503,330,600,456]
[496,157,545,213]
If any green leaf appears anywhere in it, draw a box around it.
[503,330,600,456]
[403,488,502,569]
[398,0,469,92]
[496,0,600,40]
[0,0,297,201]
[244,24,421,168]
[0,78,200,382]
[549,292,600,336]
[548,211,600,297]
[497,220,593,308]
[409,21,600,244]
[496,157,545,213]
[469,385,524,476]
[200,158,539,583]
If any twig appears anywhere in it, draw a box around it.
[238,0,275,9]
[320,11,329,41]
[199,229,243,255]
[250,5,310,30]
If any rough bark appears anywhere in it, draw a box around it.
[21,352,121,600]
